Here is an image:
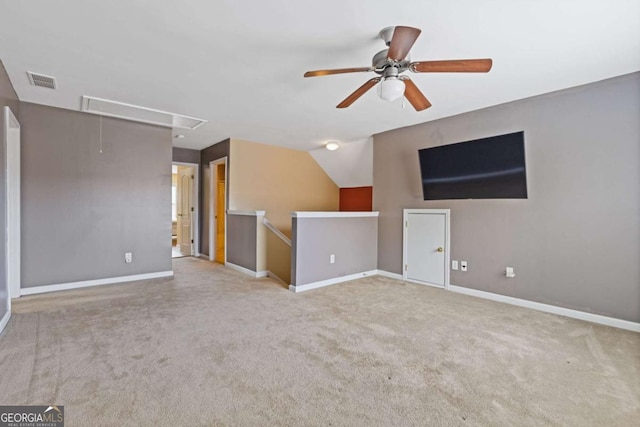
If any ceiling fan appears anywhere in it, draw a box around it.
[304,26,492,111]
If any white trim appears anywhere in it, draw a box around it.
[209,157,228,263]
[81,95,206,130]
[4,107,20,302]
[20,271,174,296]
[267,271,287,286]
[405,278,445,289]
[263,217,292,247]
[224,262,266,278]
[227,210,266,216]
[449,285,640,333]
[403,209,451,290]
[0,309,10,335]
[173,161,200,257]
[375,270,404,280]
[289,270,378,293]
[291,211,379,218]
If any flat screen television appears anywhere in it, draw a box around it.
[418,131,527,200]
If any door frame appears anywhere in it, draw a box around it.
[209,157,228,263]
[402,208,451,289]
[4,107,20,311]
[172,161,199,257]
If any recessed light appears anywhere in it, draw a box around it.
[175,134,185,139]
[325,141,340,151]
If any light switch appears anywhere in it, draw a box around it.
[452,260,459,270]
[460,261,467,272]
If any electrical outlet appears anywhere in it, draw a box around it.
[506,267,515,278]
[330,254,335,264]
[452,260,459,270]
[460,261,468,272]
[125,252,133,263]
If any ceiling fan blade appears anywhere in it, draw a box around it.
[402,78,432,111]
[387,26,422,61]
[336,78,381,109]
[410,59,493,73]
[304,67,373,78]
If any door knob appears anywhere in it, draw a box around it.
[437,247,444,252]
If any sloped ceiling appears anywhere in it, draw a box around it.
[310,138,373,188]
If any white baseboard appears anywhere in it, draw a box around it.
[225,262,267,278]
[375,270,404,280]
[20,271,174,296]
[290,270,378,293]
[267,271,287,286]
[0,309,10,335]
[449,285,640,333]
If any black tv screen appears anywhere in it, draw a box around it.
[418,131,527,200]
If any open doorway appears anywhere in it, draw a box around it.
[209,158,227,263]
[172,162,199,259]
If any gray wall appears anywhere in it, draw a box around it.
[374,72,640,322]
[172,147,200,164]
[200,139,230,255]
[226,214,257,271]
[20,102,173,287]
[0,61,18,321]
[291,216,378,286]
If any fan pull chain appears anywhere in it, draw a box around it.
[99,115,103,154]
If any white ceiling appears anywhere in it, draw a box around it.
[1,0,639,151]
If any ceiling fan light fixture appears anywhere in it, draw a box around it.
[378,77,405,102]
[304,25,491,111]
[325,141,340,151]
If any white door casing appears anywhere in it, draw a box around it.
[5,107,20,301]
[2,106,20,335]
[403,209,450,289]
[178,166,194,255]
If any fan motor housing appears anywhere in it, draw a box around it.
[372,49,411,75]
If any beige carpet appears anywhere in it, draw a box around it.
[1,258,638,426]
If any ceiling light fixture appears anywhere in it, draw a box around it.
[377,67,405,102]
[325,141,340,151]
[378,77,406,101]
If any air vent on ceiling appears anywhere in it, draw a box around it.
[80,96,207,130]
[27,71,57,89]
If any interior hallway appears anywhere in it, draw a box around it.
[0,258,638,426]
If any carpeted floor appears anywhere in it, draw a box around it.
[1,258,638,426]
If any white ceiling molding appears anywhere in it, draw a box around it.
[310,137,373,188]
[1,1,639,150]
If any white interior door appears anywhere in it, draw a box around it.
[405,212,447,287]
[178,167,193,255]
